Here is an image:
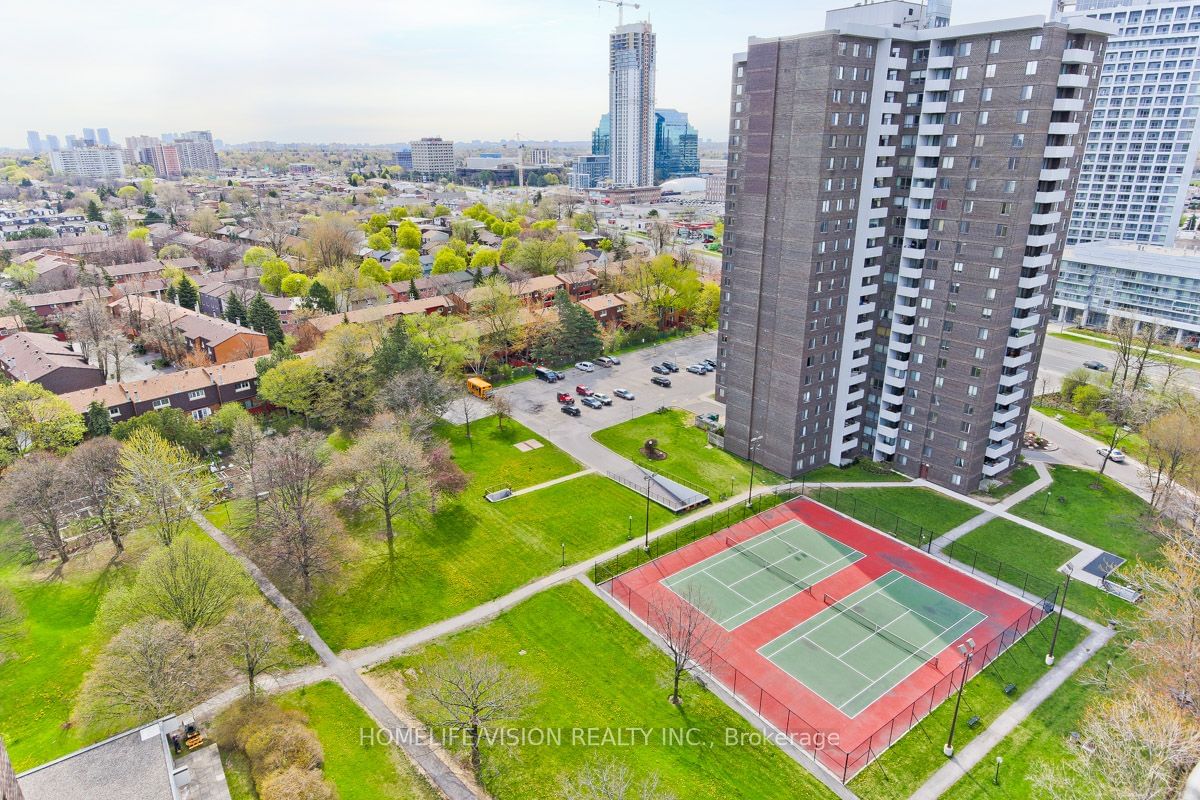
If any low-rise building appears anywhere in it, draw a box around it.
[0,332,105,394]
[111,296,270,364]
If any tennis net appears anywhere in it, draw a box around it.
[823,593,941,670]
[725,536,814,595]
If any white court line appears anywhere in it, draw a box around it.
[783,571,907,647]
[759,576,909,662]
[662,521,802,588]
[719,554,861,629]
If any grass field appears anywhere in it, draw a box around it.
[950,519,1132,623]
[592,408,782,499]
[815,486,981,536]
[851,618,1089,800]
[803,461,911,483]
[979,463,1039,500]
[276,682,438,800]
[1048,329,1200,369]
[1010,465,1161,564]
[220,749,257,800]
[266,416,676,651]
[375,582,836,800]
[940,636,1126,800]
[1032,403,1150,465]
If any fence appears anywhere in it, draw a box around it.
[593,481,1065,783]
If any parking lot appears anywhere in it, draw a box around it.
[498,332,723,476]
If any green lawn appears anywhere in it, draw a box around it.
[851,618,1089,800]
[940,637,1126,800]
[276,682,438,800]
[592,408,782,499]
[281,416,675,651]
[375,582,836,800]
[979,463,1039,500]
[220,749,257,800]
[1010,465,1161,564]
[950,519,1132,623]
[815,486,981,536]
[1048,329,1200,370]
[803,461,911,483]
[1032,403,1150,464]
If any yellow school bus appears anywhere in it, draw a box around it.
[467,377,493,399]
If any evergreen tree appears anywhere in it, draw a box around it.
[223,293,248,325]
[246,293,284,346]
[305,280,336,314]
[489,263,500,277]
[407,277,419,300]
[165,283,177,304]
[175,277,199,310]
[553,289,603,364]
[3,298,48,333]
[85,199,103,222]
[84,401,112,437]
[372,318,426,379]
[472,267,484,286]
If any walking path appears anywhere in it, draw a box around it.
[506,468,593,497]
[192,513,477,800]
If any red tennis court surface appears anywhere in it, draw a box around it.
[602,496,1052,782]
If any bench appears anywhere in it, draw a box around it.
[966,715,981,729]
[1003,683,1017,695]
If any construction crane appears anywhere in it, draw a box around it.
[598,0,640,26]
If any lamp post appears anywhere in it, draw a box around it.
[746,435,764,509]
[1041,489,1052,514]
[644,472,653,550]
[627,514,633,541]
[993,756,1003,786]
[1104,659,1114,688]
[1046,564,1074,666]
[944,638,976,757]
[561,542,565,568]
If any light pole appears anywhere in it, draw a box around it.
[944,637,976,757]
[1046,564,1074,666]
[1041,489,1053,515]
[644,472,653,550]
[746,435,764,509]
[1104,659,1114,688]
[993,756,1003,785]
[627,514,633,541]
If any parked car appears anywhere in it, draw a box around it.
[1097,446,1126,463]
[556,392,574,404]
[702,358,717,370]
[651,376,672,388]
[686,364,707,375]
[607,356,622,365]
[614,388,635,400]
[1083,360,1108,371]
[561,404,582,417]
[581,396,603,409]
[576,384,591,396]
[535,366,559,383]
[576,361,596,372]
[596,356,617,367]
[661,361,679,373]
[651,364,670,375]
[591,392,613,405]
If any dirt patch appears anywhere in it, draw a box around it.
[640,438,668,461]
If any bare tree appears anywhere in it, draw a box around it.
[1096,386,1155,476]
[1140,410,1200,512]
[255,207,295,258]
[648,587,724,705]
[254,433,339,597]
[118,536,246,631]
[379,368,458,444]
[329,419,429,560]
[76,619,222,729]
[0,587,23,656]
[416,649,536,779]
[217,597,290,694]
[560,757,677,800]
[0,453,71,563]
[457,395,477,444]
[492,394,513,433]
[68,437,126,552]
[427,443,468,514]
[113,429,219,546]
[230,414,266,521]
[646,220,674,256]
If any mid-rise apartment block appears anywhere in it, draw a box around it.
[49,147,125,179]
[609,21,656,187]
[410,137,456,179]
[25,131,41,154]
[716,1,1111,492]
[1058,0,1200,246]
[172,130,219,173]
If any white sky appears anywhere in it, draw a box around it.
[5,0,1057,148]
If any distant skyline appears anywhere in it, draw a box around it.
[7,0,1056,149]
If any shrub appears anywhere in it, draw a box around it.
[260,765,335,800]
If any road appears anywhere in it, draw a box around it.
[1035,326,1200,397]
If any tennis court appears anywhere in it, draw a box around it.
[661,519,864,629]
[758,570,986,717]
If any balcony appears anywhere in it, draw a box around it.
[1040,167,1071,182]
[993,405,1021,425]
[982,457,1011,478]
[996,386,1026,405]
[879,404,904,424]
[915,145,941,159]
[870,184,891,199]
[1014,292,1044,310]
[858,299,877,316]
[918,122,944,136]
[865,224,886,240]
[847,388,866,405]
[928,55,954,69]
[861,264,882,279]
[906,225,930,240]
[1008,331,1036,349]
[1053,97,1085,112]
[986,440,1016,460]
[1027,232,1058,248]
[1019,272,1049,290]
[899,263,923,280]
[913,166,938,180]
[847,368,868,386]
[841,421,862,438]
[875,437,898,456]
[849,351,870,370]
[896,283,921,299]
[892,319,915,336]
[887,55,907,71]
[1035,189,1066,204]
[1043,145,1075,159]
[909,185,934,200]
[881,101,901,115]
[1057,72,1089,89]
[862,244,884,259]
[1062,48,1094,64]
[891,336,912,353]
[1048,121,1080,136]
[879,123,900,136]
[883,371,907,390]
[925,78,951,92]
[1004,351,1033,369]
[907,205,931,220]
[895,299,918,317]
[1023,252,1053,269]
[900,246,927,261]
[990,422,1018,442]
[922,101,947,114]
[1030,211,1062,226]
[999,369,1029,387]
[874,165,894,179]
[885,79,905,93]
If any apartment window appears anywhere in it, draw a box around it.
[108,407,121,419]
[989,39,1001,55]
[955,66,969,79]
[736,65,744,78]
[982,87,993,102]
[985,64,997,78]
[235,381,252,392]
[951,89,965,102]
[974,347,985,359]
[988,267,1000,279]
[993,246,1005,258]
[995,224,1008,236]
[964,200,975,213]
[1007,156,1020,170]
[187,389,206,401]
[1012,133,1025,148]
[979,110,989,124]
[152,398,171,410]
[973,133,985,147]
[999,202,1010,215]
[1025,60,1038,75]
[951,474,963,487]
[736,83,744,95]
[958,42,972,57]
[1016,109,1030,125]
[1030,34,1043,50]
[966,178,979,191]
[1020,85,1034,100]
[1003,180,1017,193]
[977,327,989,341]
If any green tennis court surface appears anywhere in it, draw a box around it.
[758,571,987,717]
[662,520,865,629]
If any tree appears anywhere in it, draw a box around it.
[359,256,388,283]
[280,272,311,297]
[560,757,676,800]
[395,220,422,251]
[469,247,499,269]
[387,258,422,282]
[254,433,339,597]
[68,437,126,552]
[366,231,393,251]
[1141,409,1200,512]
[648,587,723,705]
[259,357,324,419]
[85,198,103,221]
[116,185,140,207]
[224,292,249,325]
[314,324,377,431]
[1096,385,1154,476]
[1072,383,1103,415]
[372,316,426,379]
[259,258,290,294]
[191,208,220,237]
[305,279,337,314]
[693,282,721,329]
[111,536,247,630]
[175,276,199,310]
[379,367,457,443]
[416,650,535,778]
[248,293,285,347]
[217,597,289,693]
[432,247,467,274]
[113,429,219,546]
[304,213,360,271]
[243,246,277,268]
[231,413,267,521]
[77,620,219,729]
[1060,368,1094,403]
[158,244,188,260]
[470,274,523,370]
[105,210,127,235]
[85,400,113,437]
[407,313,478,376]
[646,220,674,255]
[0,453,71,563]
[331,420,429,559]
[0,382,85,465]
[492,394,513,433]
[112,407,211,454]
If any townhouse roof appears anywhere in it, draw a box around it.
[304,296,452,333]
[579,293,627,313]
[112,295,264,346]
[60,355,263,413]
[0,332,96,382]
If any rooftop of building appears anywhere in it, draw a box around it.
[1064,239,1200,278]
[0,331,97,382]
[17,719,178,800]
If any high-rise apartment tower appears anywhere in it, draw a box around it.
[609,21,656,187]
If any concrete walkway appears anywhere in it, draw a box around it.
[506,468,594,497]
[912,622,1114,799]
[192,513,476,800]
